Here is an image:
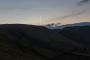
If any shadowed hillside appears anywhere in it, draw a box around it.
[60,26,90,47]
[0,24,90,60]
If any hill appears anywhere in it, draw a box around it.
[46,22,90,29]
[0,24,89,60]
[60,26,90,47]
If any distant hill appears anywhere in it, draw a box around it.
[0,24,90,60]
[46,22,90,29]
[48,22,90,47]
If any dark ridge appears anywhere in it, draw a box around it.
[0,24,90,60]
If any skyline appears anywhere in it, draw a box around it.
[0,0,90,25]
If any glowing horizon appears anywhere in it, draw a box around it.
[0,0,90,25]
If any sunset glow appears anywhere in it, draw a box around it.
[0,0,90,25]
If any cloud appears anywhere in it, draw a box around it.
[59,10,86,19]
[60,0,90,19]
[78,0,90,6]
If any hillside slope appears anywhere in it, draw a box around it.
[60,26,90,47]
[0,24,89,60]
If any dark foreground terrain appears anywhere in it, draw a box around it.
[0,24,90,60]
[60,26,90,47]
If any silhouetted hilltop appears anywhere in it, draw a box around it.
[46,22,90,29]
[63,22,90,26]
[0,24,90,60]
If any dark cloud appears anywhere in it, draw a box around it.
[60,0,89,19]
[78,0,90,6]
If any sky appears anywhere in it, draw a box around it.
[0,0,90,25]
